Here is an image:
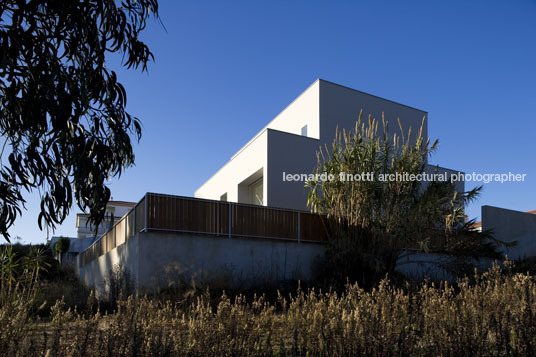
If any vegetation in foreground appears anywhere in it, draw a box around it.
[0,263,535,356]
[0,112,526,356]
[307,114,505,288]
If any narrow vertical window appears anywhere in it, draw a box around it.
[301,125,308,137]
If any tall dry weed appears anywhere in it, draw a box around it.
[1,263,535,356]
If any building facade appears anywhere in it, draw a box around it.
[196,79,463,210]
[76,200,136,238]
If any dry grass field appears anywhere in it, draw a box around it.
[1,263,536,356]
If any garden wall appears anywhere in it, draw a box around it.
[78,231,325,294]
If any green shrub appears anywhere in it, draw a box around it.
[306,113,504,286]
[0,244,51,305]
[53,237,70,257]
[1,243,89,314]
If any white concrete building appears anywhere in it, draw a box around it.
[51,200,137,266]
[196,79,462,210]
[76,200,136,238]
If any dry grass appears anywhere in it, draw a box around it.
[1,263,536,356]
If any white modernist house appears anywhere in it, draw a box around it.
[196,79,462,211]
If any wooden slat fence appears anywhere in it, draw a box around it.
[231,204,298,240]
[79,198,146,266]
[147,194,229,235]
[79,193,330,266]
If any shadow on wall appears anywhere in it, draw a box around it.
[103,264,135,303]
[78,235,138,299]
[148,258,304,293]
[136,232,324,292]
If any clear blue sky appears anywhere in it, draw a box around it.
[10,0,536,244]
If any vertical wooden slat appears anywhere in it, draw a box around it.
[81,193,330,267]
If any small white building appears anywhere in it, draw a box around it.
[76,200,136,238]
[196,79,462,210]
[52,200,137,265]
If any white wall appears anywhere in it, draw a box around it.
[78,234,140,296]
[318,80,428,146]
[266,129,321,210]
[197,79,464,212]
[76,203,134,238]
[195,80,321,206]
[195,130,268,203]
[264,79,436,211]
[76,215,118,238]
[264,80,320,139]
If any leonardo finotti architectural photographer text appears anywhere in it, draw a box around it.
[282,172,527,184]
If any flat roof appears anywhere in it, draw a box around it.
[108,200,136,207]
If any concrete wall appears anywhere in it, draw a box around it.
[137,232,325,290]
[78,231,325,294]
[78,229,492,292]
[398,205,536,281]
[396,252,458,282]
[482,205,536,260]
[78,235,140,295]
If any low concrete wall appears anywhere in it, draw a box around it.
[138,232,325,290]
[482,205,536,260]
[396,252,495,283]
[396,252,458,282]
[81,218,527,293]
[78,231,325,294]
[396,205,536,280]
[78,234,140,295]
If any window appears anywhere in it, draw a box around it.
[301,125,308,137]
[248,178,263,205]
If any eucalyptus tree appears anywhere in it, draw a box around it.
[0,0,160,241]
